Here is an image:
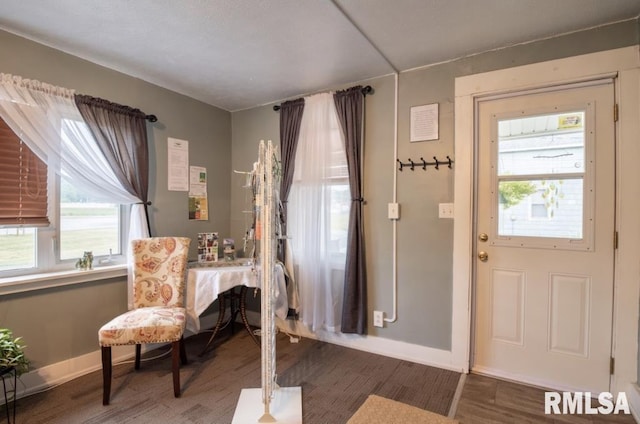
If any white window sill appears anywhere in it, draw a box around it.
[0,264,128,296]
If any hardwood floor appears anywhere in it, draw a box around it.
[8,328,459,423]
[4,327,637,423]
[454,373,636,423]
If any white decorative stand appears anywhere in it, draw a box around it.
[232,140,302,424]
[233,387,302,424]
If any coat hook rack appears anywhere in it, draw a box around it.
[397,155,453,171]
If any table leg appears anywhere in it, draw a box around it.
[240,286,260,346]
[199,293,227,356]
[228,287,240,335]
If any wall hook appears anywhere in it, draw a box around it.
[396,156,454,172]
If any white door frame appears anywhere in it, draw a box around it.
[451,46,640,395]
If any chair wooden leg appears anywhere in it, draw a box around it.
[101,346,112,405]
[172,340,181,397]
[135,344,141,370]
[179,336,188,365]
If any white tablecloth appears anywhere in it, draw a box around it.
[185,263,288,333]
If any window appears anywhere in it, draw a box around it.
[0,118,48,272]
[328,144,350,257]
[0,118,126,276]
[291,114,351,263]
[59,178,122,261]
[496,112,585,240]
[530,202,549,219]
[287,92,350,331]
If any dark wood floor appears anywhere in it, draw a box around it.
[4,327,637,423]
[7,327,459,423]
[455,373,636,423]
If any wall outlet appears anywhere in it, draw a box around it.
[438,203,454,219]
[373,310,384,327]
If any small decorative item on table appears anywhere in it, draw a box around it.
[197,232,219,264]
[223,238,235,261]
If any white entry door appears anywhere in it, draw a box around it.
[473,80,615,393]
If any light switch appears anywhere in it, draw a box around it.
[388,203,400,220]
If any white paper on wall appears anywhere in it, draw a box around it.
[410,103,439,142]
[167,137,189,191]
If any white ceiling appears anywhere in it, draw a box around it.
[1,0,638,112]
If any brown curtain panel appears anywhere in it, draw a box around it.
[74,95,151,234]
[278,98,305,262]
[334,86,367,334]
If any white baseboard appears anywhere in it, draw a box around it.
[247,311,463,373]
[313,330,462,373]
[5,309,461,405]
[8,344,136,402]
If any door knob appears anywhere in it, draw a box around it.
[478,251,489,262]
[478,233,488,242]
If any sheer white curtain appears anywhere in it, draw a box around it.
[0,74,147,242]
[288,93,350,332]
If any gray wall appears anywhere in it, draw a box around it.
[0,29,231,368]
[230,107,279,247]
[230,19,639,350]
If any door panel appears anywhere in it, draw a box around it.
[490,269,525,345]
[473,81,615,392]
[548,273,590,357]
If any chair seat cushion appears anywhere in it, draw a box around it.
[99,306,186,346]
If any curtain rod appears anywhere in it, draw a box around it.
[273,85,372,111]
[75,93,157,122]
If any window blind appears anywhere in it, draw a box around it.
[0,117,49,227]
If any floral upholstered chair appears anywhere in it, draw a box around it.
[98,237,191,405]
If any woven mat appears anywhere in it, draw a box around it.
[347,395,458,424]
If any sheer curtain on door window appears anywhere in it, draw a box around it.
[288,92,350,332]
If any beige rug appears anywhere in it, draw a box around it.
[348,395,458,424]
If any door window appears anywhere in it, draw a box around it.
[492,110,593,249]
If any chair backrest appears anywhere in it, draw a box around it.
[131,237,191,309]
